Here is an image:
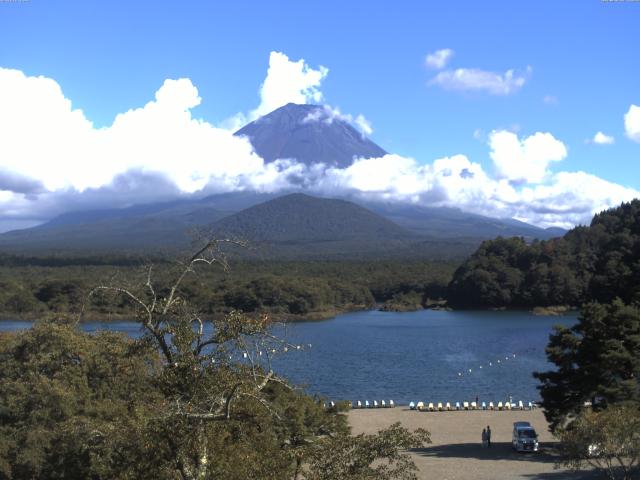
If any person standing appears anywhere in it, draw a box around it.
[481,428,487,447]
[486,425,492,447]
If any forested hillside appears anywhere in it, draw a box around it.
[0,258,455,320]
[448,200,640,308]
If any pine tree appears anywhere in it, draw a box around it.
[535,300,640,431]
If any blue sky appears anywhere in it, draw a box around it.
[0,0,639,230]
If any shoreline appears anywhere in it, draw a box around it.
[0,303,577,324]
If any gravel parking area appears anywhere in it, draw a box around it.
[348,407,599,479]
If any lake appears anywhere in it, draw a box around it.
[0,309,576,405]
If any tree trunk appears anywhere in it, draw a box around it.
[195,422,209,480]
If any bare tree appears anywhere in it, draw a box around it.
[88,239,303,479]
[87,239,430,480]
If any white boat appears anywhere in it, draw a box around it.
[409,401,416,410]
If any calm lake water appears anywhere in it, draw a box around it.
[0,309,576,405]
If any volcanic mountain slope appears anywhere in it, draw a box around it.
[234,103,387,167]
[361,202,563,240]
[0,193,276,254]
[208,193,428,259]
[213,193,408,242]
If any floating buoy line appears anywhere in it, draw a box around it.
[215,341,313,364]
[457,353,518,378]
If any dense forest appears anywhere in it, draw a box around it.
[0,258,455,320]
[447,200,640,308]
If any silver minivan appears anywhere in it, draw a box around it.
[512,421,539,452]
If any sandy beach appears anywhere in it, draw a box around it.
[348,407,598,480]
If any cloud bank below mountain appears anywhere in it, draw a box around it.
[0,52,638,232]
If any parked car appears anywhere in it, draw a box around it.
[512,421,539,452]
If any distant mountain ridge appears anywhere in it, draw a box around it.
[0,193,276,254]
[234,103,387,167]
[362,202,563,240]
[0,102,567,257]
[0,191,563,259]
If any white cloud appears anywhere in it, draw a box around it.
[489,130,567,184]
[354,114,373,137]
[249,51,328,120]
[590,131,615,145]
[302,105,374,137]
[321,154,433,196]
[311,153,638,229]
[302,108,325,124]
[624,104,640,142]
[302,105,346,125]
[425,49,454,70]
[0,68,95,191]
[0,67,307,211]
[430,67,530,95]
[516,171,638,228]
[543,95,558,105]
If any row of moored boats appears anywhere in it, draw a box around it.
[409,400,535,411]
[351,400,396,408]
